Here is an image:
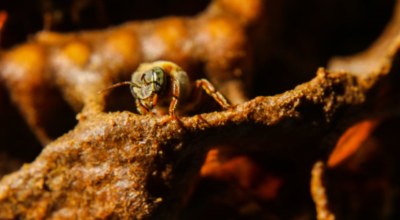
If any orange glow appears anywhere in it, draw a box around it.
[5,44,45,72]
[201,149,282,200]
[0,11,7,31]
[328,119,379,167]
[201,149,258,188]
[255,175,283,200]
[63,41,91,67]
[0,11,7,46]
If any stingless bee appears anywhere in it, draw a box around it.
[100,61,230,117]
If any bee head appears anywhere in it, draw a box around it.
[131,67,166,110]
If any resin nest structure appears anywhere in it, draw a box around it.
[0,0,400,219]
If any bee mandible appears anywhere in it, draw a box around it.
[101,61,230,117]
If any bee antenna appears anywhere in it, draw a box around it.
[98,81,132,94]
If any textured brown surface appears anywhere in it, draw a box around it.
[311,161,335,220]
[0,66,395,218]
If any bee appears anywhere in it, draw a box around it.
[100,61,230,117]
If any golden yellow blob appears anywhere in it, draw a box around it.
[156,18,187,47]
[207,18,236,40]
[106,30,138,59]
[6,43,45,70]
[220,0,262,23]
[63,41,90,67]
[36,32,68,45]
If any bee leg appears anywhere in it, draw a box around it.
[194,79,230,109]
[135,100,150,115]
[158,97,183,125]
[161,79,184,126]
[168,79,180,118]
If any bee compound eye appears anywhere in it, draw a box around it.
[152,67,165,84]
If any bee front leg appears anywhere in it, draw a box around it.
[168,79,180,119]
[135,100,150,115]
[161,79,185,126]
[194,79,230,109]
